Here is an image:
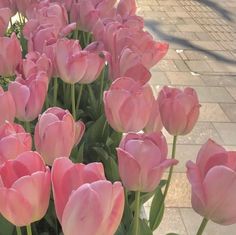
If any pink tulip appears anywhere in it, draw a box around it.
[0,33,22,76]
[144,99,163,133]
[158,86,200,136]
[55,39,106,84]
[15,0,38,16]
[0,8,11,36]
[0,122,32,164]
[0,86,16,126]
[0,151,50,226]
[9,71,48,121]
[104,77,154,132]
[52,158,124,235]
[34,107,85,165]
[117,132,178,192]
[187,139,236,225]
[117,0,137,17]
[0,0,16,14]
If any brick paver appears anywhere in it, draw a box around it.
[138,0,236,234]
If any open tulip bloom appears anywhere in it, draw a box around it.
[0,0,234,235]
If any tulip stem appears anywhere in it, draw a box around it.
[25,122,31,134]
[71,84,76,119]
[76,84,84,111]
[26,224,32,235]
[163,135,178,199]
[134,191,141,235]
[99,67,105,110]
[196,218,208,235]
[16,226,22,235]
[53,77,58,106]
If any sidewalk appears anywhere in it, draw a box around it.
[137,0,236,234]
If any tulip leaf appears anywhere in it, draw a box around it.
[0,215,14,235]
[166,233,180,235]
[149,186,165,231]
[77,142,85,163]
[128,218,153,235]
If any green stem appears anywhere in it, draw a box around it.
[26,224,32,235]
[25,122,31,134]
[87,85,97,111]
[71,84,76,119]
[163,135,178,199]
[53,77,58,106]
[196,218,208,235]
[134,191,141,235]
[76,84,84,110]
[99,68,105,107]
[16,227,22,235]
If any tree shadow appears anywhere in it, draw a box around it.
[145,20,236,65]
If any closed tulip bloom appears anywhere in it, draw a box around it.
[0,33,22,76]
[0,86,16,126]
[187,139,236,225]
[9,71,49,121]
[55,39,106,84]
[104,77,154,132]
[52,158,124,235]
[0,122,32,164]
[144,99,163,133]
[0,151,51,226]
[34,107,85,165]
[0,7,11,36]
[117,132,178,192]
[158,86,200,136]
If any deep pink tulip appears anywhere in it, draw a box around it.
[0,86,16,126]
[104,77,154,132]
[0,7,11,36]
[0,33,22,76]
[158,86,200,136]
[187,139,236,225]
[34,107,85,165]
[52,158,124,235]
[117,132,178,192]
[55,39,106,84]
[0,151,50,226]
[0,122,32,164]
[9,71,48,122]
[144,99,163,133]
[0,0,16,14]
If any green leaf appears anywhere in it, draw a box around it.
[115,223,126,235]
[128,218,153,235]
[0,215,14,235]
[166,233,180,235]
[76,142,85,163]
[149,186,165,231]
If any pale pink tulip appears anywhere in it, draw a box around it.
[144,99,163,133]
[117,0,137,17]
[0,33,22,76]
[117,132,178,192]
[0,7,11,36]
[0,86,16,125]
[104,77,154,132]
[0,151,50,226]
[187,139,236,225]
[15,0,38,16]
[34,107,85,165]
[0,122,32,164]
[52,158,124,235]
[9,71,48,121]
[158,86,200,136]
[55,39,106,84]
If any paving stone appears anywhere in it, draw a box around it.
[150,71,170,85]
[220,103,236,122]
[199,103,230,122]
[177,24,204,32]
[207,60,236,73]
[166,11,191,18]
[185,60,212,72]
[164,49,182,59]
[174,60,190,71]
[165,71,204,85]
[201,75,236,87]
[226,87,236,101]
[213,123,236,145]
[191,41,223,50]
[156,60,179,71]
[180,208,236,235]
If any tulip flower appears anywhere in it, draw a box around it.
[0,151,51,226]
[9,71,49,121]
[52,158,124,235]
[0,7,11,36]
[0,122,32,164]
[187,139,236,225]
[104,77,154,132]
[34,107,85,165]
[117,132,178,192]
[0,33,22,77]
[158,86,200,136]
[55,39,106,84]
[0,86,16,126]
[144,99,163,133]
[117,0,137,17]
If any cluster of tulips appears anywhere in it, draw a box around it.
[0,0,236,235]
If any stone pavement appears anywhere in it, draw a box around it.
[137,0,236,234]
